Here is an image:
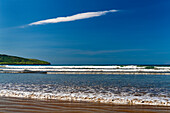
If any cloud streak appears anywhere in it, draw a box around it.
[28,9,118,26]
[54,49,145,55]
[76,49,145,55]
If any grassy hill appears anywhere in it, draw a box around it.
[0,54,50,65]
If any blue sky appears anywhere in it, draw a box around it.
[0,0,170,64]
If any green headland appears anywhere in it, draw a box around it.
[0,54,50,65]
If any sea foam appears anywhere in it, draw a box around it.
[0,89,169,106]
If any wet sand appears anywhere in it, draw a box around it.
[0,97,169,113]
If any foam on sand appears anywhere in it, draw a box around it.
[0,90,169,106]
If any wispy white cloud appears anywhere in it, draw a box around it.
[55,49,145,55]
[76,49,145,55]
[28,9,118,26]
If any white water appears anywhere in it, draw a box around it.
[0,89,169,106]
[0,73,169,106]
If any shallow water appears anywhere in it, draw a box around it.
[0,73,169,106]
[0,97,169,113]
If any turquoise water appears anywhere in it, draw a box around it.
[0,73,169,105]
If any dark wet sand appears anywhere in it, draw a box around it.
[0,97,169,113]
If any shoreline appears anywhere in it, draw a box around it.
[0,65,169,107]
[0,96,169,113]
[0,89,169,106]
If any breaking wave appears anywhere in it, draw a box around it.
[0,83,169,106]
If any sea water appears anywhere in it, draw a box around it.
[0,73,169,106]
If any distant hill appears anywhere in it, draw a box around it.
[0,54,50,65]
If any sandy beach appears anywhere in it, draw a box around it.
[0,97,169,113]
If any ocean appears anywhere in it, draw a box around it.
[0,72,169,112]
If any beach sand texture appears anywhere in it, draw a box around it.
[0,97,169,113]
